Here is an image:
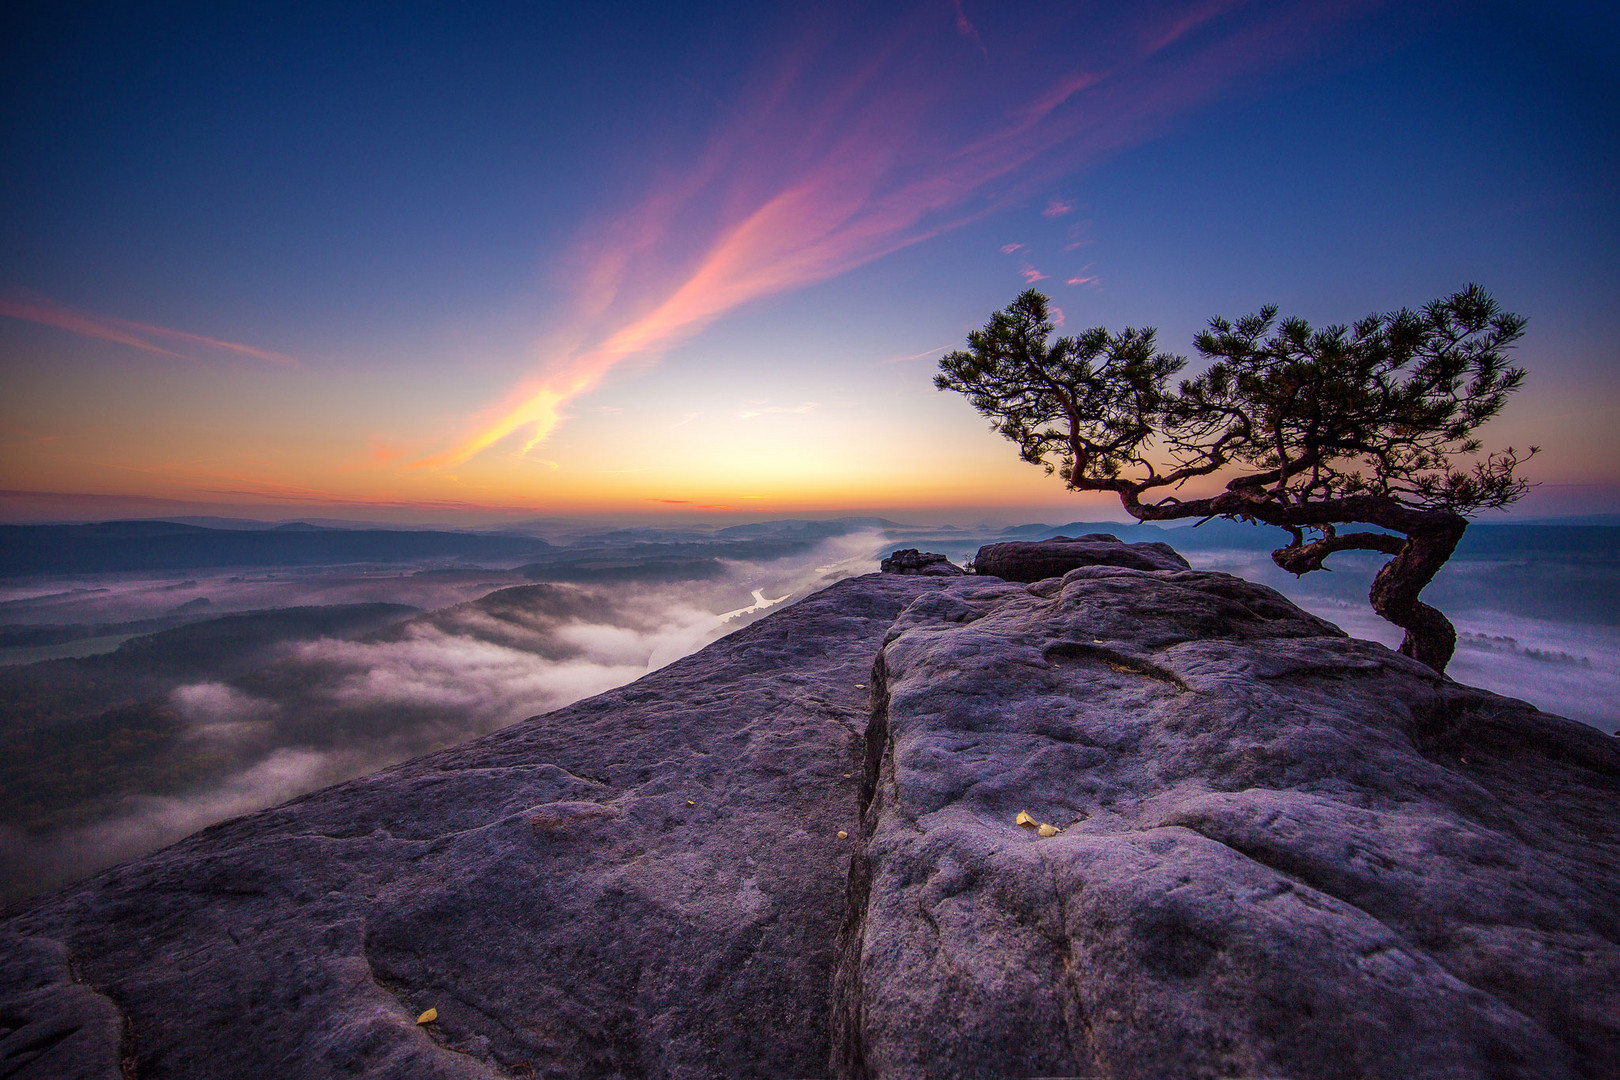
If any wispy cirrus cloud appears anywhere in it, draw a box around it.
[0,289,298,366]
[417,0,1386,469]
[881,344,951,364]
[952,0,988,57]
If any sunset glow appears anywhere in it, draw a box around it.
[3,1,1616,524]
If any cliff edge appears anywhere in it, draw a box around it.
[3,557,1617,1079]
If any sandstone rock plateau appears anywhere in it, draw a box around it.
[3,543,1617,1079]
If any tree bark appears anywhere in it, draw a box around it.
[1113,484,1469,675]
[1366,515,1467,675]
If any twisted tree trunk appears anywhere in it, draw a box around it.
[1117,485,1469,676]
[1365,516,1467,674]
[1261,512,1467,674]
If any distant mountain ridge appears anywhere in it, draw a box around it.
[0,521,553,577]
[1000,518,1620,561]
[3,514,1613,579]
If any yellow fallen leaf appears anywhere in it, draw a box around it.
[416,1007,437,1025]
[1037,823,1061,838]
[837,830,849,839]
[842,773,852,778]
[855,683,867,689]
[1015,811,1036,829]
[686,800,694,805]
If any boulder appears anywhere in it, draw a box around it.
[832,565,1620,1079]
[879,549,964,576]
[972,533,1190,580]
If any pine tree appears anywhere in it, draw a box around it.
[936,286,1533,674]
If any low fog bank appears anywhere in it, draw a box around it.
[5,515,1614,905]
[1186,548,1620,733]
[0,533,886,903]
[0,569,531,649]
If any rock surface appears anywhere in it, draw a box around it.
[878,549,964,576]
[4,565,1618,1079]
[834,566,1620,1079]
[973,533,1191,580]
[0,576,949,1080]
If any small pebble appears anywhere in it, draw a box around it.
[837,830,849,839]
[686,800,694,805]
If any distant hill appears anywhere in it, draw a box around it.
[0,520,553,576]
[0,602,419,834]
[713,517,900,540]
[999,518,1620,561]
[997,518,1280,548]
[551,516,903,547]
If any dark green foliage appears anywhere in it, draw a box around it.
[937,286,1531,515]
[0,603,417,832]
[937,286,1535,673]
[0,700,204,833]
[937,290,1186,486]
[1177,285,1531,513]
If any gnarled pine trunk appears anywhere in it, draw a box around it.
[1366,516,1467,675]
[1120,486,1469,677]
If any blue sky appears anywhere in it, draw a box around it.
[2,0,1615,523]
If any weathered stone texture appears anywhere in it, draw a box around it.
[834,565,1620,1080]
[879,549,965,576]
[4,563,1618,1080]
[972,532,1191,580]
[1,576,948,1080]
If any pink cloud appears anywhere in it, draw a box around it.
[417,1,1390,468]
[1042,199,1075,217]
[1020,264,1049,283]
[365,437,408,464]
[952,0,988,56]
[0,289,298,366]
[1140,0,1237,56]
[1000,242,1024,254]
[1066,262,1099,287]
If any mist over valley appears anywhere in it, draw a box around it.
[2,514,1614,903]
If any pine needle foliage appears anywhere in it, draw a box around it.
[937,285,1535,674]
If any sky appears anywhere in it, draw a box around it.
[2,0,1616,526]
